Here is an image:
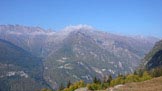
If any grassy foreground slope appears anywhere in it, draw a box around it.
[110,76,162,91]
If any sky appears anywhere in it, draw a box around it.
[0,0,162,38]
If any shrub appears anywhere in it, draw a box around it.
[110,76,125,86]
[63,80,85,91]
[100,83,109,89]
[93,76,101,84]
[87,83,101,90]
[125,74,140,83]
[141,71,152,81]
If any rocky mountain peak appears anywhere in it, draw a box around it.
[62,24,95,33]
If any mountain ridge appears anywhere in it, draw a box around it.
[0,24,159,90]
[142,40,162,69]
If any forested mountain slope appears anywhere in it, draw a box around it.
[0,39,49,91]
[142,40,162,69]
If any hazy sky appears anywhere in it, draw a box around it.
[0,0,162,37]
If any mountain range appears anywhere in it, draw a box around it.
[0,24,159,90]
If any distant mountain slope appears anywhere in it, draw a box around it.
[43,26,158,88]
[0,39,48,91]
[0,25,56,57]
[0,25,159,89]
[143,40,162,69]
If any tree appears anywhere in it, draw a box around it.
[137,69,144,77]
[93,76,101,84]
[110,76,125,86]
[141,71,152,81]
[125,74,140,83]
[93,76,98,83]
[107,75,112,85]
[87,83,101,90]
[67,80,71,88]
[58,83,65,91]
[150,67,162,77]
[133,70,137,75]
[64,80,85,91]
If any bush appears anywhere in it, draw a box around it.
[87,83,102,90]
[93,76,101,84]
[62,70,155,91]
[100,83,109,89]
[141,71,152,81]
[125,74,140,83]
[110,76,125,86]
[63,80,85,91]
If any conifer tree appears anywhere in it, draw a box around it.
[58,83,64,91]
[67,80,71,88]
[107,75,112,85]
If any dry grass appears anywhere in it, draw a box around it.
[111,76,162,91]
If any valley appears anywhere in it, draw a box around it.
[0,25,160,90]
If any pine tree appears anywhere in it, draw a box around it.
[141,71,152,81]
[137,69,144,77]
[93,76,98,83]
[133,70,137,75]
[58,83,64,91]
[67,80,71,88]
[93,76,101,84]
[107,75,112,85]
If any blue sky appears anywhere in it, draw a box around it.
[0,0,162,37]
